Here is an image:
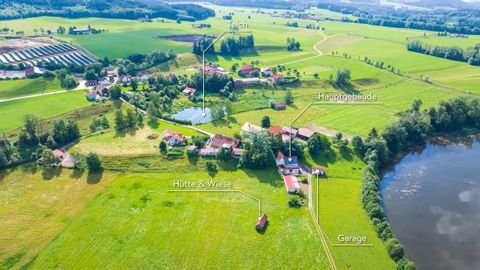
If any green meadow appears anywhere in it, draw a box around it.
[0,77,62,99]
[2,167,329,270]
[0,91,91,131]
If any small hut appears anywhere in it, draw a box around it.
[255,213,268,231]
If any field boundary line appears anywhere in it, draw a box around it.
[0,88,85,103]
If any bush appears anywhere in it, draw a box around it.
[386,238,405,262]
[206,161,217,173]
[86,152,102,172]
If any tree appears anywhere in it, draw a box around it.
[41,149,57,166]
[224,100,233,116]
[86,152,102,172]
[284,90,294,105]
[386,238,405,262]
[261,116,271,128]
[126,109,137,129]
[109,85,121,100]
[241,133,272,168]
[308,133,332,155]
[130,78,139,91]
[335,69,351,87]
[137,112,144,126]
[114,110,126,131]
[159,141,167,153]
[352,135,365,156]
[61,75,78,89]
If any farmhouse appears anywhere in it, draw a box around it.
[297,128,315,141]
[255,213,268,231]
[269,125,283,137]
[272,74,284,84]
[70,28,91,35]
[119,75,131,84]
[95,85,109,96]
[201,134,242,157]
[204,65,227,75]
[183,87,197,96]
[261,67,274,77]
[238,64,255,76]
[162,130,186,146]
[86,80,97,87]
[278,155,300,175]
[312,165,325,176]
[241,122,263,135]
[209,134,241,149]
[283,175,300,193]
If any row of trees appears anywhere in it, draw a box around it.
[0,1,215,21]
[407,40,480,66]
[319,2,480,35]
[114,109,143,132]
[192,38,215,55]
[219,35,255,56]
[117,50,177,76]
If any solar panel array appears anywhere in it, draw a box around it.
[0,43,95,67]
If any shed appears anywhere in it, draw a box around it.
[255,213,268,231]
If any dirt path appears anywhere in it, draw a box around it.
[0,88,85,103]
[281,31,327,66]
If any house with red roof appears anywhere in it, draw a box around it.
[272,74,284,84]
[238,64,255,76]
[183,87,197,97]
[283,175,300,193]
[312,165,325,176]
[269,125,283,137]
[162,129,186,146]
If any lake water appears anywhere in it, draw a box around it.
[380,138,480,270]
[171,107,212,125]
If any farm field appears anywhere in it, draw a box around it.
[200,69,460,137]
[26,170,330,270]
[0,91,91,131]
[0,77,62,99]
[0,167,117,269]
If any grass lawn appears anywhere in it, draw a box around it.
[0,91,91,132]
[0,78,62,100]
[307,148,396,270]
[0,166,117,270]
[26,169,330,269]
[72,120,202,156]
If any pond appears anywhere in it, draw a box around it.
[171,107,212,125]
[380,138,480,270]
